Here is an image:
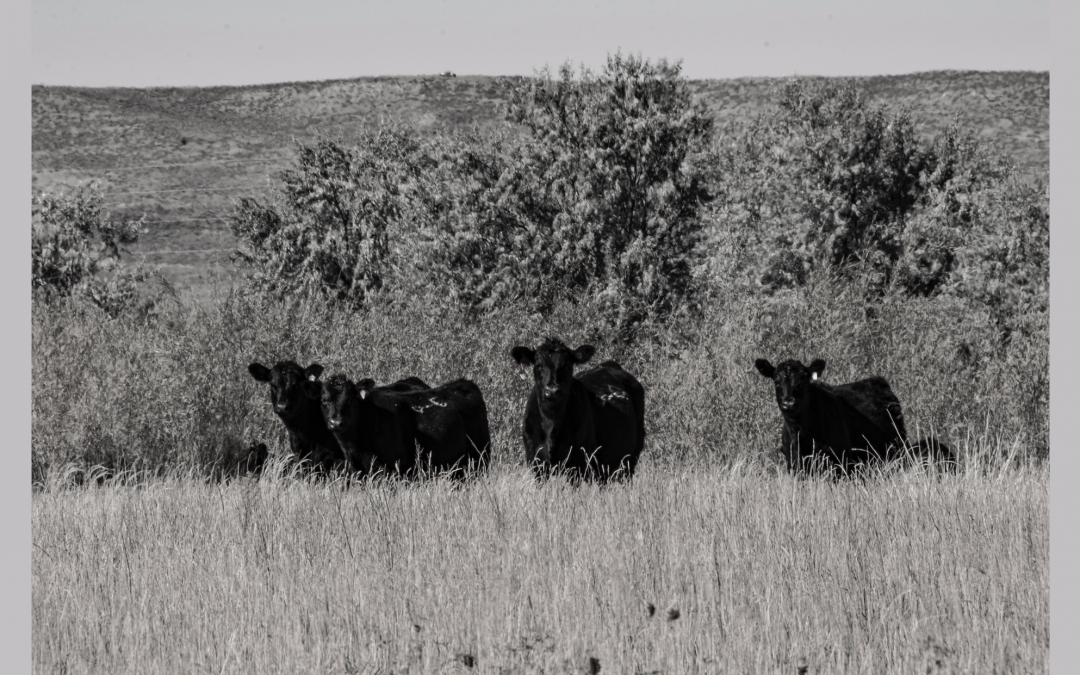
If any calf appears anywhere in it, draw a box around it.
[306,373,491,477]
[249,361,429,474]
[248,361,343,472]
[754,358,952,474]
[511,338,645,481]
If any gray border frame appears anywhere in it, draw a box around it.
[7,0,32,670]
[1049,0,1073,670]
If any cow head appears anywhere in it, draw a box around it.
[754,358,826,415]
[512,339,595,404]
[308,374,377,433]
[248,361,324,420]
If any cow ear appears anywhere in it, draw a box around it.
[572,345,595,364]
[248,363,272,382]
[301,380,322,400]
[305,363,324,381]
[511,346,535,367]
[809,359,826,380]
[754,359,775,378]
[357,378,375,400]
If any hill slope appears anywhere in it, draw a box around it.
[31,71,1049,294]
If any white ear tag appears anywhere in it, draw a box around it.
[811,372,819,381]
[360,389,368,400]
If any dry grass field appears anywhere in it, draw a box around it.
[31,67,1049,674]
[31,277,1049,673]
[32,458,1047,675]
[30,71,1048,295]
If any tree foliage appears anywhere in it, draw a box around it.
[402,54,717,333]
[230,129,421,306]
[702,79,1048,338]
[232,55,715,333]
[395,130,554,311]
[503,54,714,328]
[31,185,146,315]
[227,73,1046,342]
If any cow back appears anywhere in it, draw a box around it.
[352,386,420,475]
[383,378,491,474]
[800,378,907,470]
[832,376,908,442]
[576,362,645,478]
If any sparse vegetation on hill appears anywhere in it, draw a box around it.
[31,186,150,316]
[31,70,1047,294]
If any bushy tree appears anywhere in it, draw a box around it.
[31,185,146,315]
[401,54,715,332]
[703,79,1049,339]
[394,130,557,311]
[245,55,715,334]
[503,53,715,329]
[703,80,933,291]
[896,129,1048,337]
[230,128,421,306]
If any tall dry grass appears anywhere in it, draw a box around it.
[31,269,1049,673]
[32,457,1048,674]
[31,268,1047,481]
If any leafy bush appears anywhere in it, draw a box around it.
[232,55,714,334]
[31,185,147,315]
[896,131,1048,338]
[501,54,715,330]
[392,130,552,311]
[701,79,1049,341]
[701,81,932,292]
[230,129,421,306]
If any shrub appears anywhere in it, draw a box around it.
[501,53,715,331]
[393,130,554,312]
[703,81,934,291]
[702,79,1049,341]
[233,55,715,335]
[897,131,1048,339]
[230,129,422,306]
[31,185,147,316]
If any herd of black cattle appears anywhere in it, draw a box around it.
[246,337,954,481]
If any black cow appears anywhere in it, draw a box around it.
[248,361,429,474]
[306,373,491,477]
[249,361,343,472]
[754,358,953,474]
[510,339,645,482]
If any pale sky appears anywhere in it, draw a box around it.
[32,0,1048,87]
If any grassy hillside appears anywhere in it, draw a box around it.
[31,71,1049,294]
